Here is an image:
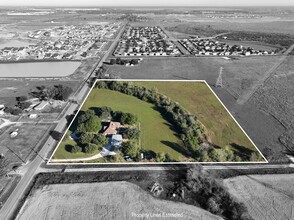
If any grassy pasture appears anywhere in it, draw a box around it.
[136,81,257,152]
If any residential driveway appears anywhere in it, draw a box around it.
[100,144,116,157]
[50,144,113,163]
[50,152,103,163]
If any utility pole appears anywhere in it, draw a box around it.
[215,67,224,88]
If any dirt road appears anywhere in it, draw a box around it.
[236,44,294,105]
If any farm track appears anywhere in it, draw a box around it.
[236,44,294,105]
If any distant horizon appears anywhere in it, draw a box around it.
[0,0,294,7]
[1,5,294,8]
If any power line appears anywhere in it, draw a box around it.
[215,67,224,88]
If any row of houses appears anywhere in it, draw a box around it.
[0,24,120,61]
[179,39,275,56]
[114,26,181,57]
[28,23,120,41]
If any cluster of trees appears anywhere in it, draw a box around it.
[121,141,140,158]
[68,107,140,157]
[122,127,140,140]
[223,31,294,49]
[109,57,140,66]
[67,110,107,154]
[4,106,22,115]
[176,166,252,220]
[31,84,73,101]
[155,152,172,162]
[4,95,32,115]
[167,24,225,38]
[112,111,138,125]
[196,145,242,162]
[118,14,148,22]
[77,110,102,134]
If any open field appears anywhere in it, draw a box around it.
[107,55,290,161]
[107,56,279,99]
[137,81,256,151]
[0,123,53,200]
[251,55,294,157]
[224,174,294,220]
[16,181,223,220]
[162,17,294,35]
[0,124,52,167]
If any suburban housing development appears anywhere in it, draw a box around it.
[114,26,181,56]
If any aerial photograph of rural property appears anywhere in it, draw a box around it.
[0,0,294,219]
[51,80,265,163]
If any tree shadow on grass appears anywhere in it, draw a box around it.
[68,110,85,133]
[151,106,182,134]
[230,143,255,160]
[161,140,191,157]
[141,150,157,160]
[65,144,74,153]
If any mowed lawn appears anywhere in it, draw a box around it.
[80,88,184,160]
[138,81,257,152]
[53,131,101,160]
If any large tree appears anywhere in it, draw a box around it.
[91,134,108,147]
[120,112,138,125]
[77,115,102,133]
[79,132,95,145]
[122,141,139,158]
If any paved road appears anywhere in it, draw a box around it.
[0,24,126,220]
[236,44,294,105]
[35,162,293,173]
[0,101,79,220]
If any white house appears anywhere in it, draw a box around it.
[111,134,123,147]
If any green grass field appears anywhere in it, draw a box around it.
[137,81,257,152]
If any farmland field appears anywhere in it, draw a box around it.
[224,174,294,220]
[16,181,223,220]
[107,56,280,98]
[163,18,294,35]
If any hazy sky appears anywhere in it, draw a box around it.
[0,0,294,7]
